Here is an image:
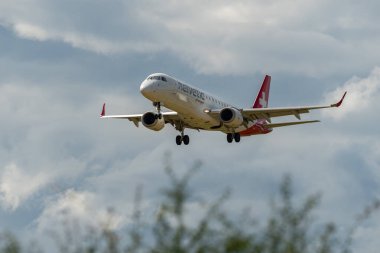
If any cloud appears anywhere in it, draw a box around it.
[0,83,96,210]
[322,66,380,120]
[0,78,159,211]
[1,1,380,76]
[36,189,124,231]
[13,23,50,41]
[1,2,380,252]
[0,163,51,210]
[1,70,379,252]
[12,22,159,55]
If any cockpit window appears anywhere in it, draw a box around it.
[147,76,168,82]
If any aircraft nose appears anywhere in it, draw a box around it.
[140,80,155,98]
[140,80,149,94]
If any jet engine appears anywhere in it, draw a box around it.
[141,112,165,131]
[219,107,244,128]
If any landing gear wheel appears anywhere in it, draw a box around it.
[227,133,241,143]
[234,133,241,143]
[227,133,233,143]
[176,135,182,145]
[176,123,189,146]
[183,135,190,145]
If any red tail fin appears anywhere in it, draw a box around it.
[253,75,271,108]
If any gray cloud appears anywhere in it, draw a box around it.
[1,1,380,76]
[0,1,380,252]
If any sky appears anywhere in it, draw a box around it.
[0,0,380,251]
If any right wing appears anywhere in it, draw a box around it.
[100,103,179,127]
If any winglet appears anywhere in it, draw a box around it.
[331,91,347,107]
[100,103,106,117]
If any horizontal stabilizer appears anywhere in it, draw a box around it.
[265,120,320,129]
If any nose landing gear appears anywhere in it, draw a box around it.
[153,102,162,119]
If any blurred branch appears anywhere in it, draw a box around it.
[341,199,380,253]
[0,232,21,253]
[125,185,143,253]
[1,162,379,253]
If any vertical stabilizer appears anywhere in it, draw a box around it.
[253,75,271,108]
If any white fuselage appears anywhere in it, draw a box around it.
[139,73,250,132]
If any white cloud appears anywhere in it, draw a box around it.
[11,22,159,54]
[33,188,125,252]
[36,189,124,231]
[322,67,380,120]
[0,163,51,210]
[14,23,50,41]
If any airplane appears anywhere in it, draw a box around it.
[100,73,346,145]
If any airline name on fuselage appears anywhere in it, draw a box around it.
[177,82,205,101]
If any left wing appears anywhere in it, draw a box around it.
[241,91,346,122]
[100,103,180,127]
[209,92,346,123]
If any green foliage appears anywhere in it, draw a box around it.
[0,232,21,253]
[263,175,322,253]
[1,161,379,253]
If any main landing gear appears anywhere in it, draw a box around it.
[176,134,190,145]
[175,122,190,145]
[227,133,241,143]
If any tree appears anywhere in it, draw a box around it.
[1,161,379,253]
